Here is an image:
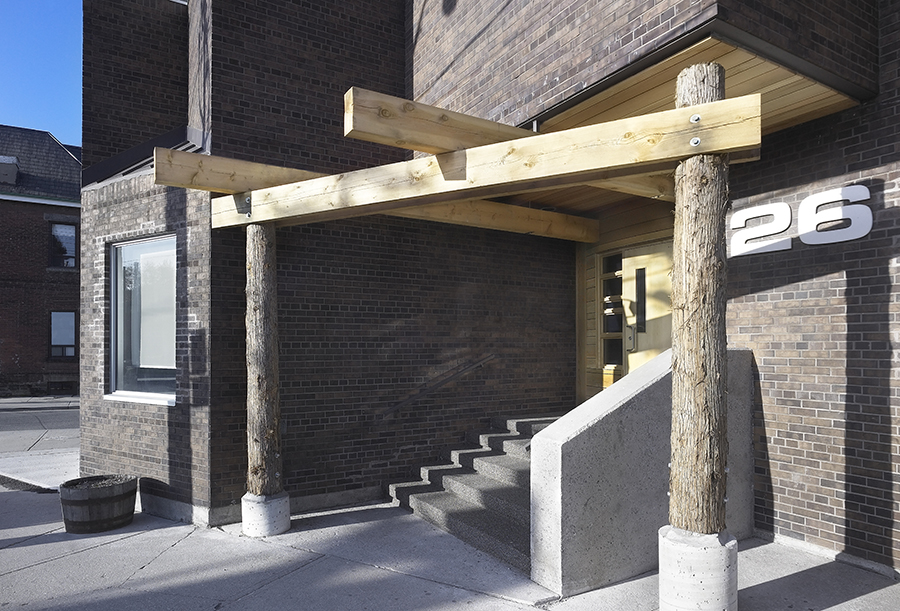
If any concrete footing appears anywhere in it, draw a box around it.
[658,525,738,611]
[241,490,291,537]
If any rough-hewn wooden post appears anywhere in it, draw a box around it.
[669,62,729,533]
[660,63,736,611]
[246,222,282,497]
[242,222,289,536]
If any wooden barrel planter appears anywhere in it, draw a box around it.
[59,475,138,534]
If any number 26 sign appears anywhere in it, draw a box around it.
[729,185,873,257]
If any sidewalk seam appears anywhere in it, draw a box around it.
[26,430,48,452]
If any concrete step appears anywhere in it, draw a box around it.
[499,437,532,460]
[408,490,530,573]
[448,445,500,469]
[492,415,561,438]
[470,452,531,487]
[465,429,523,452]
[441,471,530,527]
[389,413,561,573]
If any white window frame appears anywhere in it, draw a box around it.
[106,235,177,406]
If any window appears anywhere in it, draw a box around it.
[600,253,624,367]
[111,236,176,398]
[599,253,624,388]
[50,312,76,358]
[50,223,77,268]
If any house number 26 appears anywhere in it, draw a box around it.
[730,185,873,257]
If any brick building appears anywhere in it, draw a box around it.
[81,0,898,583]
[0,125,81,396]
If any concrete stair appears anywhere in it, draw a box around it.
[389,416,559,573]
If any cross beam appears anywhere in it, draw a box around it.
[345,87,678,202]
[154,148,601,242]
[211,95,760,229]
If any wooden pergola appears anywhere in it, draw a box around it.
[157,87,759,236]
[154,80,760,541]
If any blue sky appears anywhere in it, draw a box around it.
[0,1,82,146]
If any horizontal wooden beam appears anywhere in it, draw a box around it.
[213,95,761,229]
[391,200,600,242]
[153,148,320,194]
[344,87,533,155]
[345,87,677,201]
[154,149,599,242]
[584,171,676,201]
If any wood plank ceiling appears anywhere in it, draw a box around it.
[507,36,857,219]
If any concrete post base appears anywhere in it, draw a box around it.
[658,525,738,611]
[241,491,291,537]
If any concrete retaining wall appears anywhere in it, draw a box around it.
[531,349,753,597]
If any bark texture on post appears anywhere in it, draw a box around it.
[669,63,729,534]
[246,222,283,498]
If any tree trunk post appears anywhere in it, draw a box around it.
[659,63,737,611]
[241,222,290,537]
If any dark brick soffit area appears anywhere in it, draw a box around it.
[523,18,878,130]
[82,17,877,189]
[81,125,208,188]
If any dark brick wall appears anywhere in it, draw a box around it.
[82,0,189,169]
[717,0,879,94]
[203,216,576,508]
[0,201,80,395]
[727,4,899,567]
[275,217,575,498]
[408,0,878,126]
[209,0,408,172]
[81,0,576,515]
[409,0,715,125]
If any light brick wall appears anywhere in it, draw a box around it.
[79,174,213,511]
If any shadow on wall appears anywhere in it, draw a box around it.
[729,179,897,568]
[410,0,516,99]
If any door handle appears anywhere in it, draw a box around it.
[626,325,637,352]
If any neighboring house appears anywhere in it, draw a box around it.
[0,125,81,397]
[80,0,898,584]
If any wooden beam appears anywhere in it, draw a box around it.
[345,87,678,201]
[584,171,676,201]
[344,87,533,155]
[213,94,761,229]
[390,200,600,242]
[154,148,599,242]
[154,148,320,194]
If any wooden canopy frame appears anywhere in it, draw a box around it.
[155,88,760,242]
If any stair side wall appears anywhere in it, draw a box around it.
[531,349,753,597]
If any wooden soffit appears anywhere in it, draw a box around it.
[540,36,856,135]
[510,36,858,218]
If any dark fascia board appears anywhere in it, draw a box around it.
[522,18,877,130]
[82,125,208,187]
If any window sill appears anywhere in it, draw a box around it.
[104,391,176,407]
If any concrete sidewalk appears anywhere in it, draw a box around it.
[1,396,898,610]
[2,485,900,611]
[0,395,80,490]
